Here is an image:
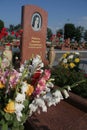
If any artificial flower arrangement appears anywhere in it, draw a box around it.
[0,54,84,130]
[59,51,80,70]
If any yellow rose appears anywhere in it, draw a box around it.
[0,81,5,89]
[63,53,67,58]
[64,64,68,68]
[26,84,34,96]
[4,100,15,113]
[69,63,75,68]
[74,58,80,63]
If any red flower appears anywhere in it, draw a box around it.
[57,33,61,38]
[16,41,20,45]
[11,31,15,35]
[2,27,7,32]
[5,43,11,46]
[32,70,42,79]
[31,70,42,85]
[1,28,8,37]
[15,32,19,38]
[0,34,3,40]
[4,32,8,36]
[19,29,23,34]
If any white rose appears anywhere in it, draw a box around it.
[68,55,73,59]
[63,59,67,63]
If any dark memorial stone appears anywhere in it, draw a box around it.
[21,5,48,63]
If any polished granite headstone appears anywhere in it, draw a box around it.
[21,5,48,63]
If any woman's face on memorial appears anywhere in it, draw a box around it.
[31,13,42,31]
[35,17,39,23]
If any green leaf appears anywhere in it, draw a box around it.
[12,119,19,127]
[19,125,24,130]
[0,110,4,116]
[0,119,4,125]
[23,99,29,107]
[4,113,13,121]
[12,125,24,130]
[2,122,8,130]
[20,113,26,123]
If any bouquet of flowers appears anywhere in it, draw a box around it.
[59,51,80,70]
[0,54,83,130]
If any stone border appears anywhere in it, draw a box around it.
[65,92,87,113]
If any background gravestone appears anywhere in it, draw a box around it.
[21,5,48,63]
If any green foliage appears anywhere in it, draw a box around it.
[51,66,87,98]
[75,26,83,42]
[56,29,63,36]
[47,27,53,41]
[8,24,21,32]
[64,23,76,40]
[14,24,21,31]
[84,30,87,41]
[72,79,87,98]
[64,23,85,42]
[8,24,14,32]
[0,19,4,31]
[5,35,14,42]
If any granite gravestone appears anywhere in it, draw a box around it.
[21,5,48,63]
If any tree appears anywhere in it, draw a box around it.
[47,27,53,41]
[8,24,21,32]
[14,24,21,31]
[75,26,82,42]
[8,24,14,32]
[84,30,87,41]
[56,29,63,36]
[64,23,75,40]
[0,19,4,31]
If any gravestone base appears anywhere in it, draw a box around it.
[24,92,87,130]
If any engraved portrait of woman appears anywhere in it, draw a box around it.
[32,13,42,31]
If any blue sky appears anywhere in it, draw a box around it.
[0,0,87,33]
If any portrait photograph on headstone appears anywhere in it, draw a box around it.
[0,1,87,130]
[31,13,42,31]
